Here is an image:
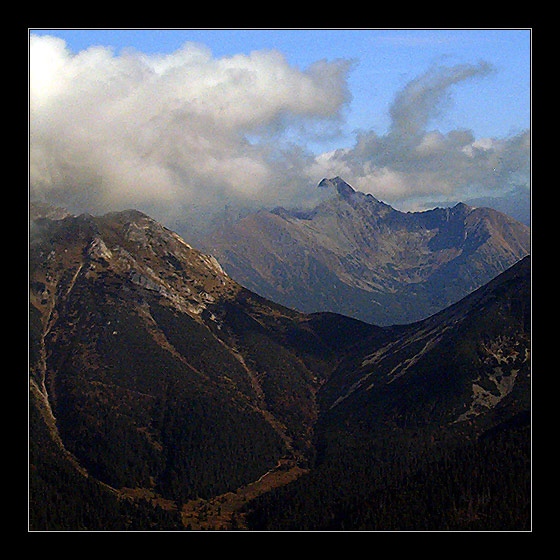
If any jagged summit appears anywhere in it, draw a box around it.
[317,176,388,207]
[318,176,356,197]
[452,201,473,213]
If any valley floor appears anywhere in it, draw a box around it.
[120,458,307,530]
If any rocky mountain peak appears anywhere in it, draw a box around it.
[204,181,530,325]
[452,201,473,214]
[30,207,236,326]
[318,176,356,197]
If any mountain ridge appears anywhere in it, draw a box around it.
[29,204,379,520]
[29,203,530,530]
[203,177,530,325]
[245,255,530,530]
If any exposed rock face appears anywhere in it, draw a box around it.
[29,205,237,324]
[203,177,530,325]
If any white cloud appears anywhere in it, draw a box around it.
[30,35,352,223]
[311,63,530,210]
[30,37,530,229]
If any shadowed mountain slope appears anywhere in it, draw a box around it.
[246,256,531,530]
[29,204,530,530]
[28,204,377,528]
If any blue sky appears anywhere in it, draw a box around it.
[29,29,531,227]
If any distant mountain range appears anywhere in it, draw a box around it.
[29,203,530,530]
[203,177,530,325]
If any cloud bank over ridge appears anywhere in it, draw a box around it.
[311,62,530,212]
[30,35,530,231]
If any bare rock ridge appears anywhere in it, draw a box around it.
[203,177,530,325]
[318,176,356,197]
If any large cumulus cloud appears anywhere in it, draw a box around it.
[30,35,352,226]
[30,36,530,232]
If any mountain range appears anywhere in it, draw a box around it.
[29,202,530,530]
[203,177,530,325]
